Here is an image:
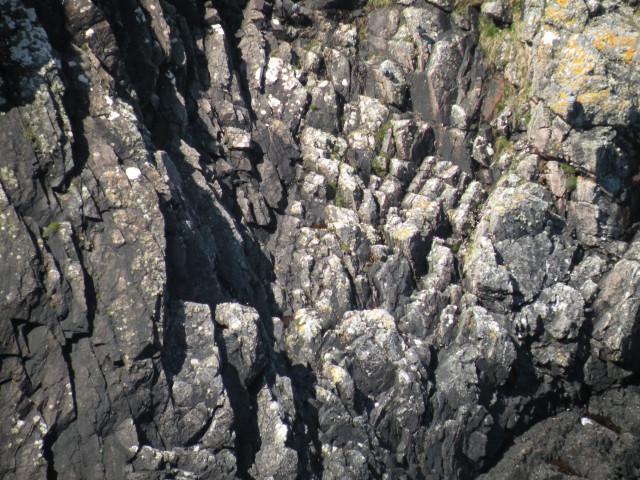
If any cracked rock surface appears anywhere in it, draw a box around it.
[1,0,639,478]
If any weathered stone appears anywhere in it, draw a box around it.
[214,303,268,386]
[592,254,640,367]
[482,0,513,24]
[2,0,640,478]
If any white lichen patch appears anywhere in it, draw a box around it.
[274,422,288,443]
[580,417,595,426]
[125,167,142,180]
[267,93,282,110]
[10,418,26,435]
[542,30,558,46]
[212,23,224,36]
[265,56,284,85]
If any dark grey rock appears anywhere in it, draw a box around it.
[2,0,640,478]
[480,409,640,480]
[593,257,640,367]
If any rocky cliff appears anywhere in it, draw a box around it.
[1,0,640,478]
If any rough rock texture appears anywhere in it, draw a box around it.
[1,0,639,478]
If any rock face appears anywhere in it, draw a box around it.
[1,0,639,478]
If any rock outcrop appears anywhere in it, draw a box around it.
[1,0,639,478]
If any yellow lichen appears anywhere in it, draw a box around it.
[393,225,416,241]
[544,1,584,30]
[328,365,347,383]
[592,30,637,65]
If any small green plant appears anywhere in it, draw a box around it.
[559,162,577,175]
[565,175,577,193]
[374,121,392,147]
[23,125,38,146]
[46,292,58,310]
[372,156,388,177]
[338,239,350,253]
[479,17,519,71]
[42,221,61,240]
[512,0,523,19]
[327,182,337,200]
[356,16,368,43]
[480,17,501,40]
[329,144,342,160]
[493,135,513,156]
[335,191,345,208]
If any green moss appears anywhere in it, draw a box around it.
[364,0,394,12]
[374,121,392,147]
[338,239,350,253]
[356,16,368,43]
[479,15,520,72]
[565,175,577,193]
[513,0,523,18]
[478,5,531,121]
[327,182,337,203]
[372,156,388,177]
[23,125,38,147]
[559,162,577,175]
[42,221,62,240]
[335,191,345,208]
[463,238,475,263]
[454,0,483,14]
[493,135,513,156]
[330,145,342,160]
[302,40,322,53]
[480,17,501,39]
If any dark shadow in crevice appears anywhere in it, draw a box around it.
[160,301,187,392]
[42,425,59,480]
[213,322,262,478]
